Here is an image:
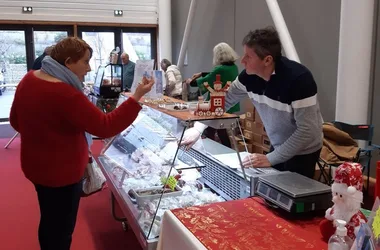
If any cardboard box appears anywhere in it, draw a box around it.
[245,120,264,134]
[246,143,253,153]
[229,135,243,145]
[244,120,253,131]
[246,108,255,121]
[243,130,262,144]
[243,130,252,142]
[262,126,267,136]
[237,142,246,152]
[251,143,270,155]
[231,141,253,153]
[252,143,262,154]
[239,142,253,153]
[262,135,271,149]
[239,116,245,130]
[255,109,263,124]
[261,146,270,155]
[231,139,245,152]
[234,135,243,142]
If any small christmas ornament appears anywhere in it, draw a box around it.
[319,162,367,241]
[194,74,230,117]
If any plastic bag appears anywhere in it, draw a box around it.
[82,157,106,196]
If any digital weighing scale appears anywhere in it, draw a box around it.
[254,171,332,213]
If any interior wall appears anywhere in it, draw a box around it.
[277,0,341,122]
[171,0,235,79]
[0,0,157,24]
[171,0,341,122]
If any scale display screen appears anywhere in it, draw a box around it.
[279,195,290,206]
[269,189,278,200]
[258,183,268,194]
[257,182,293,211]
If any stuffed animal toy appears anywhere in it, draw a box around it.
[319,162,367,241]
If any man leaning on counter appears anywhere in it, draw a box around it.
[181,27,323,179]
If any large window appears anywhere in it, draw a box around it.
[34,31,68,58]
[0,24,157,120]
[81,32,115,82]
[123,32,152,61]
[0,30,27,119]
[32,26,72,60]
[0,30,27,85]
[79,27,157,83]
[0,25,73,120]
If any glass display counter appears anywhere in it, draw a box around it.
[97,94,253,249]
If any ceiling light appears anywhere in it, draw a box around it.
[22,6,33,13]
[114,10,123,16]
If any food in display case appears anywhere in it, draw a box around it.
[97,96,246,248]
[98,105,227,239]
[102,148,224,238]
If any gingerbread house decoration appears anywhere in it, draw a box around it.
[194,74,231,117]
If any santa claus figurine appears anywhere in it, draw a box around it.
[319,162,367,242]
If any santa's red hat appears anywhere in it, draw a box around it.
[331,162,363,202]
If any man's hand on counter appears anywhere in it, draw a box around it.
[242,153,271,168]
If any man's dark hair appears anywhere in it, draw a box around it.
[242,26,282,60]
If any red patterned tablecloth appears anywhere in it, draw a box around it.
[171,197,327,250]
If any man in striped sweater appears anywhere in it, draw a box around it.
[182,27,323,178]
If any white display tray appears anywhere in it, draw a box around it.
[128,186,183,207]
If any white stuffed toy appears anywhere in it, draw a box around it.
[320,162,367,241]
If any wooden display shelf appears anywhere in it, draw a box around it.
[123,93,238,122]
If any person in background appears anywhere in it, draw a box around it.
[161,59,183,99]
[32,45,54,70]
[181,27,323,179]
[121,52,136,91]
[185,42,240,148]
[10,37,154,250]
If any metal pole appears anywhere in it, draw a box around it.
[4,132,19,149]
[177,0,198,69]
[158,0,172,63]
[265,0,300,63]
[335,0,375,124]
[230,119,248,181]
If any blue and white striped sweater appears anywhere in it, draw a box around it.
[225,57,323,166]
